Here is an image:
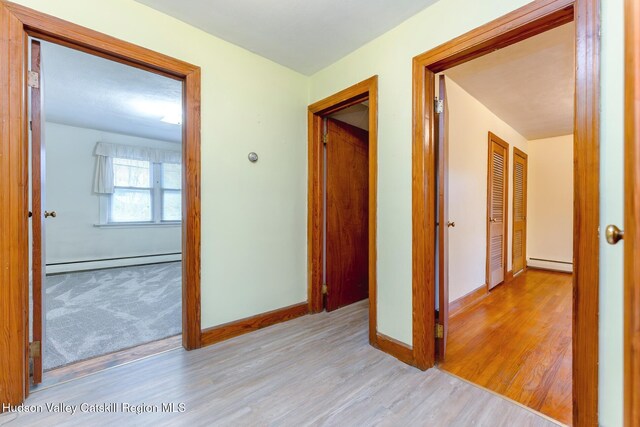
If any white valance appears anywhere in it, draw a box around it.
[94,142,181,194]
[94,142,181,164]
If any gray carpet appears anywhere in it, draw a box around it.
[43,262,181,370]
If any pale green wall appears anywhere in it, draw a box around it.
[13,0,624,424]
[13,0,310,328]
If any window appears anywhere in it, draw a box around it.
[106,157,181,224]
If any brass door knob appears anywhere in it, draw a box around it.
[447,221,456,228]
[489,217,496,223]
[605,224,624,245]
[44,210,57,218]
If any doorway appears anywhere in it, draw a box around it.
[433,20,576,425]
[28,38,186,385]
[411,0,599,425]
[307,77,378,343]
[0,2,202,403]
[324,110,370,312]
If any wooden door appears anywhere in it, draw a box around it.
[436,75,449,360]
[30,39,46,385]
[512,148,528,275]
[325,118,369,311]
[486,132,509,290]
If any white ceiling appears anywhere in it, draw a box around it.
[134,0,440,75]
[444,22,575,140]
[41,41,183,143]
[330,102,369,131]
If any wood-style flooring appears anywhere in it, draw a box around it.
[1,301,559,426]
[440,269,572,425]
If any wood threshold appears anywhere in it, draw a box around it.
[33,335,182,391]
[412,0,599,425]
[449,285,488,318]
[374,333,415,366]
[200,303,308,347]
[307,76,378,346]
[0,0,201,406]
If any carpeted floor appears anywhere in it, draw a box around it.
[43,262,181,370]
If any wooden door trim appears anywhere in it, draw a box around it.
[0,0,201,406]
[624,0,640,424]
[307,76,378,346]
[412,0,599,425]
[486,132,509,291]
[512,146,528,275]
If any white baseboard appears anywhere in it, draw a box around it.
[46,253,182,274]
[527,258,573,273]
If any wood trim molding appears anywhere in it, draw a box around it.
[412,0,599,425]
[0,0,201,406]
[200,303,308,347]
[624,0,640,425]
[307,76,378,346]
[449,286,488,318]
[374,333,415,366]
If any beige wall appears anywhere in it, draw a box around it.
[526,134,573,272]
[445,77,528,302]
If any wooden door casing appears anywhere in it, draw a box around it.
[486,132,509,290]
[325,118,369,311]
[30,39,45,386]
[512,147,528,275]
[436,75,449,360]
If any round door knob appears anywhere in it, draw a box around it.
[447,221,456,228]
[605,224,624,245]
[44,210,57,218]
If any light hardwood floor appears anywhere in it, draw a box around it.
[440,269,572,425]
[1,301,559,426]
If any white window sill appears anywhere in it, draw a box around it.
[94,222,181,229]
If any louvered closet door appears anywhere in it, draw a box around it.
[487,133,509,290]
[512,148,528,275]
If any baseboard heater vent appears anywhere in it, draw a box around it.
[46,252,182,274]
[527,257,573,273]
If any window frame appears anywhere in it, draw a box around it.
[98,158,182,227]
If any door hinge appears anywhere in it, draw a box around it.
[322,133,328,145]
[28,71,40,89]
[435,323,444,339]
[322,283,328,295]
[29,341,41,358]
[434,98,444,114]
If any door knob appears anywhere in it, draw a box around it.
[447,221,456,228]
[44,210,57,218]
[605,224,624,245]
[489,217,496,223]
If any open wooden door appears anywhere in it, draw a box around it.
[436,75,450,360]
[486,132,508,290]
[325,118,369,312]
[30,39,46,386]
[512,148,528,275]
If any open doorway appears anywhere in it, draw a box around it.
[434,22,575,425]
[307,77,379,344]
[29,38,184,386]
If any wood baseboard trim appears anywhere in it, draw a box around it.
[200,302,308,347]
[374,333,415,366]
[449,285,488,318]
